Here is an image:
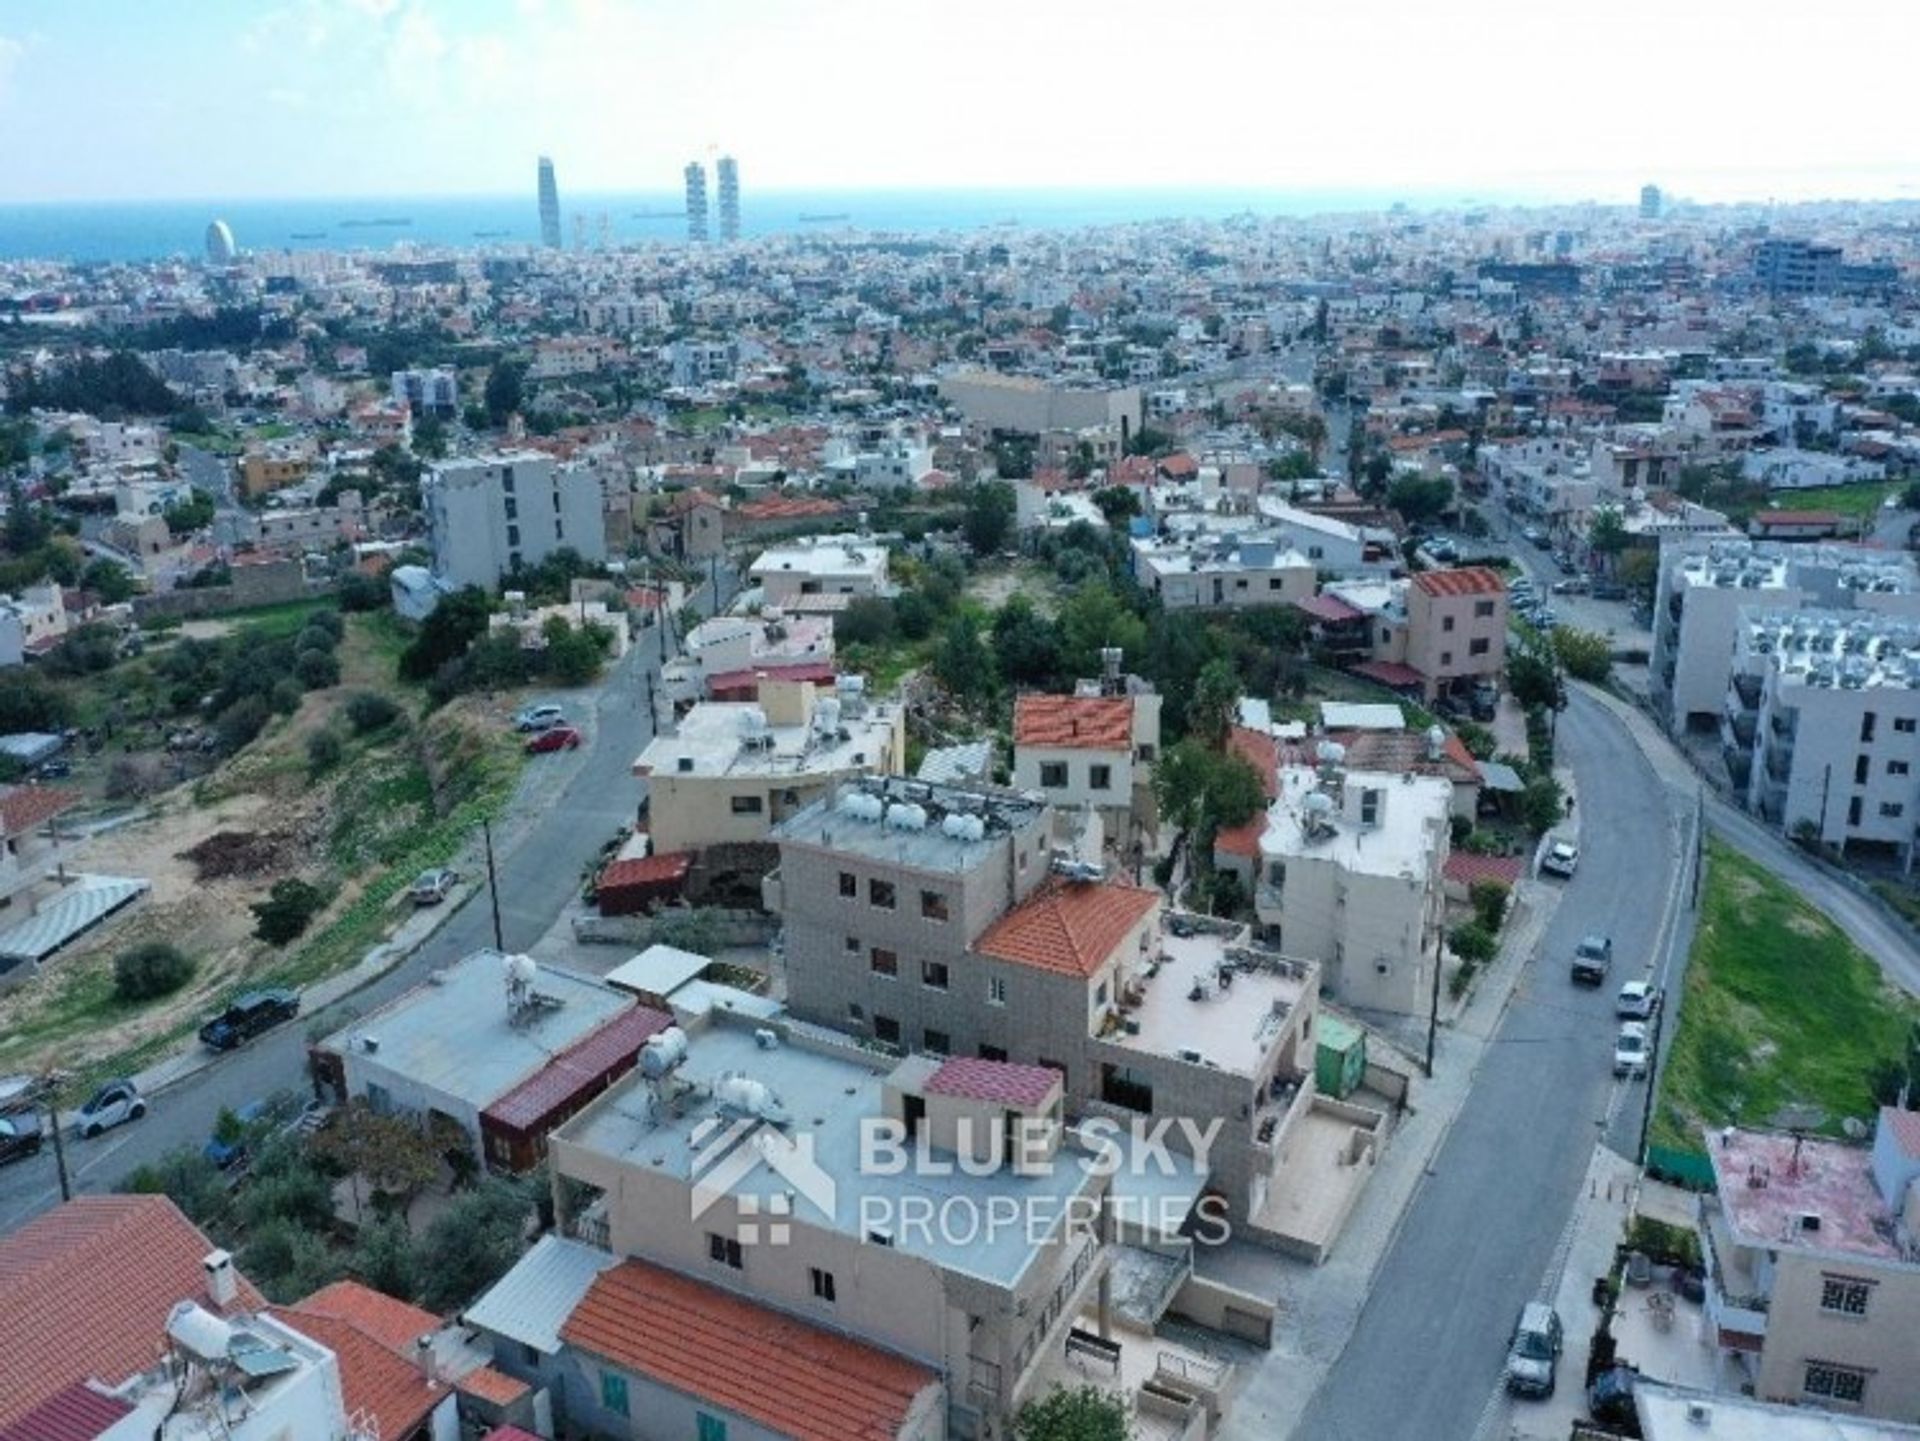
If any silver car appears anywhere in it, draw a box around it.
[75,1078,146,1139]
[1505,1302,1563,1397]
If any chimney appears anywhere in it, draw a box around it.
[203,1249,237,1308]
[415,1334,439,1386]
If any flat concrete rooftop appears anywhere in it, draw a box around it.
[1109,922,1311,1078]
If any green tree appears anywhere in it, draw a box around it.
[1388,474,1454,525]
[483,360,526,424]
[1449,922,1497,964]
[1552,626,1612,684]
[1154,739,1265,837]
[1469,879,1510,933]
[161,489,216,536]
[1015,1385,1129,1441]
[312,1099,445,1225]
[400,587,492,681]
[1091,485,1140,527]
[1055,583,1147,682]
[113,942,195,1002]
[121,1147,232,1231]
[933,614,996,702]
[252,877,328,945]
[1506,632,1564,714]
[241,1218,345,1304]
[415,1177,532,1311]
[539,617,607,686]
[295,649,341,689]
[411,412,448,458]
[1186,658,1241,749]
[346,691,403,734]
[81,557,137,603]
[963,481,1017,556]
[838,596,898,647]
[307,728,344,776]
[991,595,1060,687]
[1520,774,1565,833]
[1589,506,1628,556]
[352,1216,419,1301]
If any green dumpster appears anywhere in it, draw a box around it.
[1315,1013,1366,1099]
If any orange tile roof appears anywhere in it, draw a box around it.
[0,1195,266,1429]
[0,784,81,838]
[974,879,1159,978]
[297,1280,439,1353]
[274,1306,439,1441]
[561,1259,935,1441]
[1411,566,1506,599]
[457,1364,532,1407]
[1013,695,1133,750]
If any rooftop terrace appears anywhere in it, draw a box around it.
[1108,918,1313,1077]
[772,776,1046,873]
[1706,1128,1903,1262]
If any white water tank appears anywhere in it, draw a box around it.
[1426,724,1446,761]
[741,707,770,740]
[941,812,986,842]
[839,790,885,822]
[640,1027,689,1078]
[885,802,929,831]
[168,1301,235,1363]
[504,953,539,989]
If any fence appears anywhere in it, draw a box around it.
[1645,1143,1716,1192]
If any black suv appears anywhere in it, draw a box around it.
[199,989,301,1050]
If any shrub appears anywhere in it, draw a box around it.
[337,572,389,613]
[307,729,344,776]
[270,677,305,714]
[305,609,345,641]
[1469,879,1511,933]
[295,623,339,656]
[113,941,195,1001]
[1449,922,1497,964]
[215,694,273,752]
[1520,775,1565,833]
[345,691,402,734]
[295,649,341,690]
[252,878,328,946]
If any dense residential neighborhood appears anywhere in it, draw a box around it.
[6,53,1920,1441]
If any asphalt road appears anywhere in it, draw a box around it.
[1297,689,1687,1440]
[0,566,729,1231]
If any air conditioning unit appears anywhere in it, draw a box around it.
[1686,1400,1713,1426]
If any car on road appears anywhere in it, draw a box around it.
[526,724,582,755]
[1616,980,1659,1019]
[514,703,566,733]
[1551,577,1590,595]
[1541,839,1579,878]
[409,867,460,905]
[75,1078,146,1138]
[1505,1302,1563,1397]
[198,988,301,1050]
[204,1097,279,1169]
[1613,1021,1651,1078]
[1592,581,1628,601]
[0,1113,43,1166]
[1571,934,1613,986]
[1522,526,1548,546]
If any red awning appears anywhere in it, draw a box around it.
[1351,660,1427,690]
[706,661,838,699]
[1295,592,1365,623]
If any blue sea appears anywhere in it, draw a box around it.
[0,186,1503,265]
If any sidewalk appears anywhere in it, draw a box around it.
[1223,844,1570,1438]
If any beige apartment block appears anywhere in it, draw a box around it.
[1405,566,1508,702]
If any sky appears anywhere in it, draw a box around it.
[0,0,1916,206]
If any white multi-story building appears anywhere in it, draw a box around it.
[0,582,69,668]
[1730,609,1920,859]
[423,451,605,592]
[1235,760,1451,1017]
[388,367,457,418]
[1652,539,1920,733]
[1130,533,1317,611]
[1012,688,1161,851]
[668,338,736,388]
[748,533,894,606]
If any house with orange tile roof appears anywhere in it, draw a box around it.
[0,781,81,909]
[1011,684,1161,852]
[1405,566,1509,702]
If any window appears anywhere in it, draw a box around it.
[845,935,860,954]
[1040,762,1068,788]
[1089,764,1113,791]
[810,1267,837,1303]
[1861,711,1878,743]
[1440,650,1453,666]
[1820,1277,1873,1317]
[1469,638,1491,656]
[1360,788,1382,825]
[922,960,950,990]
[552,491,563,513]
[920,890,949,922]
[504,497,518,520]
[848,1002,864,1021]
[1856,755,1871,785]
[873,1014,900,1045]
[1474,599,1496,618]
[839,872,857,898]
[696,1416,729,1441]
[600,1371,629,1417]
[1094,980,1108,1007]
[1897,717,1917,734]
[1848,796,1863,827]
[501,466,516,494]
[555,518,565,541]
[870,947,899,977]
[1136,743,1156,762]
[869,879,896,909]
[1442,615,1456,632]
[924,1028,950,1054]
[1269,577,1284,590]
[1892,761,1911,777]
[707,1233,743,1269]
[988,976,1007,1006]
[1882,802,1905,819]
[730,795,764,814]
[979,1043,1008,1062]
[507,523,521,547]
[1803,1363,1867,1406]
[1100,1061,1154,1113]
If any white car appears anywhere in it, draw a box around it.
[1614,1022,1650,1078]
[1616,980,1659,1020]
[1541,839,1579,878]
[513,703,565,733]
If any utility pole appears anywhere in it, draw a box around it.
[42,1077,71,1203]
[1637,994,1666,1167]
[483,819,504,951]
[1424,936,1444,1078]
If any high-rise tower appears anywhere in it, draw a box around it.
[537,156,562,249]
[1639,183,1663,220]
[717,156,740,242]
[685,162,710,243]
[204,219,236,265]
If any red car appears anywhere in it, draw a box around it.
[526,725,582,754]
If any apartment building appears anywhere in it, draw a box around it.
[1730,610,1920,858]
[1130,533,1317,611]
[539,1007,1110,1439]
[633,676,905,865]
[0,581,69,667]
[749,533,895,605]
[1405,567,1508,703]
[767,777,1360,1254]
[423,451,606,592]
[238,444,312,498]
[1230,757,1451,1017]
[1011,686,1161,851]
[1652,539,1920,732]
[389,366,457,418]
[936,370,1143,446]
[661,612,837,705]
[1697,1115,1920,1422]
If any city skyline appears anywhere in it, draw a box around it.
[0,0,1915,206]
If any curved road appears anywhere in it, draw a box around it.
[0,566,729,1231]
[1296,688,1687,1440]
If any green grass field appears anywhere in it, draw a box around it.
[1651,841,1920,1152]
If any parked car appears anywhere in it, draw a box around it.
[75,1078,146,1138]
[1614,1021,1651,1078]
[526,725,582,755]
[409,867,460,905]
[513,703,566,733]
[1616,980,1659,1020]
[0,1113,42,1167]
[1505,1301,1563,1397]
[1571,934,1613,986]
[198,989,301,1050]
[1551,577,1590,595]
[1541,839,1579,878]
[1592,582,1628,601]
[1588,1363,1638,1426]
[1470,683,1499,722]
[1522,526,1548,546]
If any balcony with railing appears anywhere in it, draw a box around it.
[1699,1196,1770,1343]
